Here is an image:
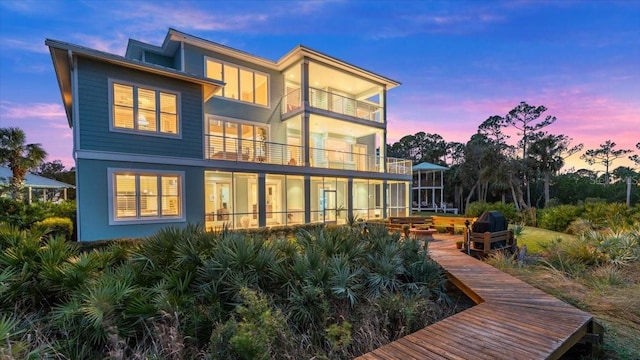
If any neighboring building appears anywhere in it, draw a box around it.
[46,29,411,241]
[0,166,74,203]
[412,162,457,213]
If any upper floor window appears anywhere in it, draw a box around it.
[111,81,180,135]
[205,57,269,107]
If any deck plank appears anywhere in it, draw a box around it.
[356,235,596,360]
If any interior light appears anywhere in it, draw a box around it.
[289,74,294,78]
[138,114,149,126]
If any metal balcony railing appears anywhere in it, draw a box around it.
[204,134,412,174]
[205,134,303,166]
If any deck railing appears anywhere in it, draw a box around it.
[281,87,382,123]
[309,87,382,122]
[205,134,412,174]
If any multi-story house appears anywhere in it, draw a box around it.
[46,28,411,241]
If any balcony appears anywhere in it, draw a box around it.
[204,134,412,175]
[205,134,303,166]
[281,87,382,123]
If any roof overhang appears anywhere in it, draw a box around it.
[165,28,401,90]
[46,38,225,128]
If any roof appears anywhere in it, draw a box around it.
[413,162,449,171]
[0,166,75,189]
[127,28,401,90]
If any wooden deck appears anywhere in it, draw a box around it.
[357,235,602,360]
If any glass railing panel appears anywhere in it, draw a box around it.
[282,88,301,114]
[308,87,382,123]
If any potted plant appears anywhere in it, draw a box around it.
[456,240,463,249]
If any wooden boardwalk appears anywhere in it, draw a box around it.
[358,235,602,360]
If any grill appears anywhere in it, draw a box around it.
[471,211,508,249]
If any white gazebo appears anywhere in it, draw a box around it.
[411,162,457,213]
[1,166,75,203]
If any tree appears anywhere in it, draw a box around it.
[0,127,48,200]
[34,160,67,179]
[630,142,640,166]
[528,133,583,207]
[580,140,632,185]
[503,102,557,207]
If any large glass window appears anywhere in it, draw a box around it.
[388,181,410,217]
[310,176,348,224]
[205,58,269,106]
[110,170,183,222]
[206,117,268,162]
[265,174,305,226]
[353,179,383,220]
[111,81,179,135]
[204,171,258,230]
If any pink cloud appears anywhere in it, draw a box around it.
[1,101,73,167]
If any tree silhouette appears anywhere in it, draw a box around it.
[580,140,632,185]
[0,127,48,200]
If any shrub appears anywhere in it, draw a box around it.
[33,217,74,241]
[465,201,519,224]
[537,204,583,232]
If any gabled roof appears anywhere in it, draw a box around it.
[413,162,449,171]
[0,166,75,189]
[127,28,401,89]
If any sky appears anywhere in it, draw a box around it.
[0,0,639,173]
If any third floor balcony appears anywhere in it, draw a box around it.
[282,87,382,123]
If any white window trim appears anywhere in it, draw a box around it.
[107,168,186,225]
[108,78,182,139]
[204,56,271,109]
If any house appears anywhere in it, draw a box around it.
[412,162,456,213]
[0,166,74,203]
[46,28,412,241]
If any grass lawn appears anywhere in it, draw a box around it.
[489,227,640,359]
[511,225,576,254]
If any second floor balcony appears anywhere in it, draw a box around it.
[204,134,412,175]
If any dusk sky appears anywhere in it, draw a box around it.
[1,0,638,173]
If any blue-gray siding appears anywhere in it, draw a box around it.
[76,158,204,241]
[77,58,204,158]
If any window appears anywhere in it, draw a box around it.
[109,169,184,223]
[205,58,269,106]
[111,81,179,135]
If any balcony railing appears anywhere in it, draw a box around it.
[387,158,413,175]
[205,134,412,174]
[310,87,382,122]
[282,88,301,114]
[205,134,303,166]
[281,87,382,123]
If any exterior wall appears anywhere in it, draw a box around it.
[76,158,204,241]
[183,43,284,125]
[144,51,175,68]
[76,58,204,159]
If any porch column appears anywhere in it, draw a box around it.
[258,174,266,227]
[347,178,353,219]
[382,180,388,219]
[304,175,311,224]
[301,59,311,167]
